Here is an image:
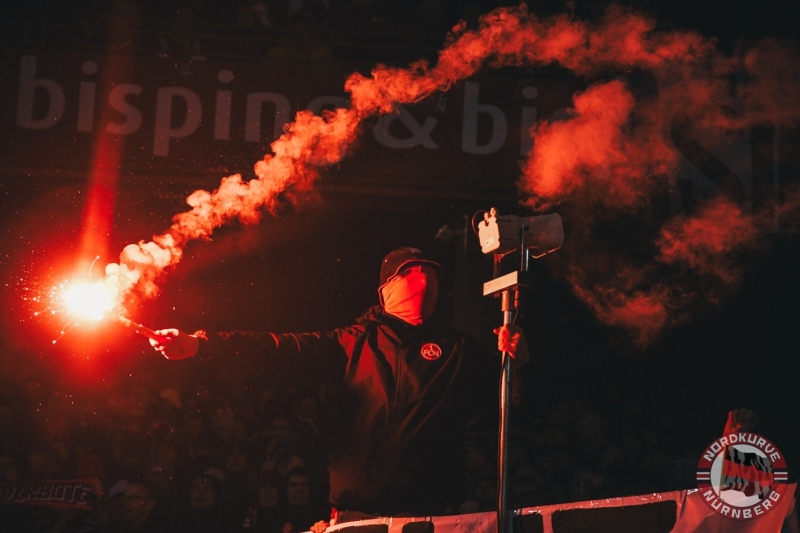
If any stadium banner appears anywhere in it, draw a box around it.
[0,49,578,191]
[328,483,797,533]
[4,48,790,219]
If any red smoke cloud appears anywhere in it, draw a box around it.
[562,199,765,347]
[514,24,798,344]
[657,199,760,285]
[344,5,711,113]
[570,278,671,348]
[111,108,362,300]
[520,80,676,210]
[97,4,797,345]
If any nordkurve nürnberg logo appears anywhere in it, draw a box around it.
[696,432,788,520]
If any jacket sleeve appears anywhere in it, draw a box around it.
[194,328,352,383]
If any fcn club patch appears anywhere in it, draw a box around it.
[420,343,442,360]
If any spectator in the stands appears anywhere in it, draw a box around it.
[121,479,175,532]
[179,472,234,532]
[104,479,130,532]
[273,449,307,480]
[223,442,259,522]
[278,466,329,533]
[241,469,284,531]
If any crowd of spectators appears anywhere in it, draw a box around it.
[0,343,701,532]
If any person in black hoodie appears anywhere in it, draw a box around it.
[150,247,529,520]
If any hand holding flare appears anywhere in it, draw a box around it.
[149,330,199,360]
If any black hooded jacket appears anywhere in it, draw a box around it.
[197,306,501,516]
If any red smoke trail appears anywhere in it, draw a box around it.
[344,5,712,113]
[114,108,362,300]
[96,4,797,345]
[109,5,714,301]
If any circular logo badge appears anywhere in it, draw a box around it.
[696,432,788,520]
[420,343,442,361]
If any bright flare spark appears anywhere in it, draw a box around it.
[59,281,119,321]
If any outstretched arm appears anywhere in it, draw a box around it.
[148,326,350,385]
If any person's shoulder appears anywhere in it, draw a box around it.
[355,305,383,324]
[352,305,407,333]
[330,307,377,346]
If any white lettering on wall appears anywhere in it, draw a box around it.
[520,86,538,156]
[462,81,507,155]
[245,92,291,143]
[76,61,98,132]
[153,87,203,156]
[106,84,143,135]
[12,54,558,162]
[16,55,65,130]
[215,69,234,140]
[374,105,438,149]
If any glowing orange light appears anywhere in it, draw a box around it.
[60,280,119,322]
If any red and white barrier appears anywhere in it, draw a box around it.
[327,483,797,533]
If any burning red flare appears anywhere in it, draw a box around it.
[59,280,119,322]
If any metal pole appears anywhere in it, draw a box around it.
[497,288,513,533]
[480,209,563,533]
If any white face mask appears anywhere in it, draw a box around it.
[380,265,439,325]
